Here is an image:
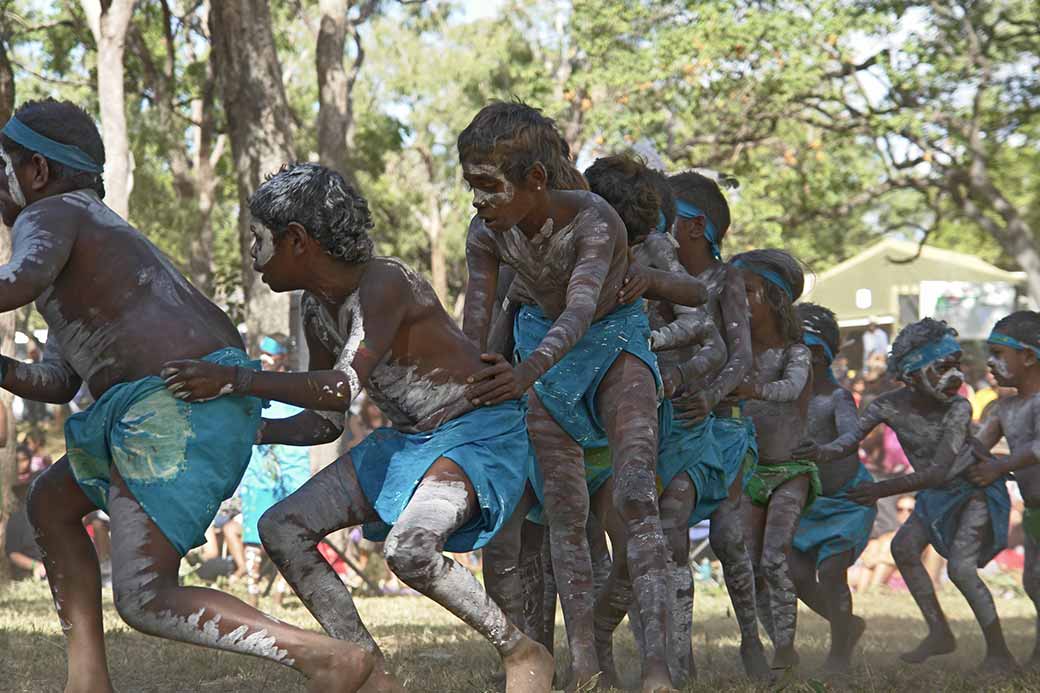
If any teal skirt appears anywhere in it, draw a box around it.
[65,348,263,556]
[793,463,877,566]
[915,476,1010,567]
[353,400,529,552]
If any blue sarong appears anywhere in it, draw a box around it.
[353,400,529,552]
[513,300,663,448]
[793,463,878,566]
[914,476,1010,567]
[65,348,263,556]
[240,400,312,545]
[710,413,758,495]
[658,411,731,527]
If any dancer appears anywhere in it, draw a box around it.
[788,303,875,673]
[731,249,816,671]
[459,102,675,691]
[0,100,373,693]
[797,318,1014,670]
[968,311,1040,667]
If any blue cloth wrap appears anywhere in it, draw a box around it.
[657,411,732,526]
[793,463,878,566]
[914,476,1010,566]
[709,412,758,499]
[731,257,794,301]
[239,400,311,545]
[896,335,961,375]
[988,332,1040,360]
[65,348,263,556]
[676,198,721,261]
[2,116,103,173]
[352,400,529,552]
[513,300,664,448]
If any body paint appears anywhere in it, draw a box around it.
[1,147,25,208]
[333,291,365,402]
[463,163,515,208]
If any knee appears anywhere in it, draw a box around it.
[817,562,847,588]
[889,537,917,568]
[760,547,788,581]
[384,525,441,586]
[612,466,659,525]
[112,574,160,633]
[257,504,310,561]
[709,524,743,562]
[947,557,979,589]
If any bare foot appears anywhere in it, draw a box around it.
[565,669,601,692]
[66,680,114,693]
[503,636,555,693]
[772,645,799,670]
[976,653,1019,675]
[822,615,866,674]
[740,639,772,681]
[306,643,375,693]
[358,665,408,693]
[900,630,956,664]
[640,661,675,693]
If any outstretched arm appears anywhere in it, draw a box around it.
[0,198,78,312]
[1,340,81,404]
[811,397,888,463]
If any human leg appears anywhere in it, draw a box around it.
[598,353,673,692]
[659,474,697,686]
[382,457,553,693]
[892,516,956,663]
[945,495,1014,670]
[816,551,863,673]
[484,486,537,633]
[1025,532,1040,666]
[108,468,372,692]
[26,458,113,693]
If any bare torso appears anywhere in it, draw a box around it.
[744,344,812,463]
[995,394,1040,504]
[807,384,860,494]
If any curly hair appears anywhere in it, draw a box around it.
[249,163,373,264]
[457,101,578,190]
[888,318,958,376]
[730,249,806,343]
[584,155,662,244]
[1,98,106,198]
[668,169,732,239]
[992,311,1040,350]
[647,168,676,233]
[797,303,840,357]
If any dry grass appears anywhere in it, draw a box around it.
[1,575,1040,692]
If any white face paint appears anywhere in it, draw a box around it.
[463,163,515,208]
[988,354,1012,380]
[917,364,963,402]
[251,224,277,269]
[1,147,26,208]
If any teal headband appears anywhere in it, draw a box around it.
[803,331,839,383]
[731,257,795,301]
[1,116,102,174]
[259,336,287,355]
[675,198,721,261]
[897,335,961,375]
[988,332,1040,360]
[656,209,668,234]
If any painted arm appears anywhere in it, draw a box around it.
[659,314,727,391]
[640,267,707,307]
[815,397,887,463]
[751,344,811,402]
[0,200,78,312]
[514,218,614,385]
[461,217,500,351]
[1,340,81,404]
[701,265,752,408]
[832,388,860,438]
[991,403,1040,473]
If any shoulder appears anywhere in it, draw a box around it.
[787,343,811,360]
[567,191,625,238]
[14,190,102,237]
[363,257,437,307]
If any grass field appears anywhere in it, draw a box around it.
[2,576,1040,692]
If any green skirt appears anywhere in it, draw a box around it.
[745,459,822,509]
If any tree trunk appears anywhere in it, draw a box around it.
[186,75,223,296]
[82,0,136,220]
[0,32,15,584]
[210,0,296,351]
[316,0,353,181]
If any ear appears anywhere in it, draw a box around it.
[524,162,548,192]
[285,222,310,256]
[28,153,50,192]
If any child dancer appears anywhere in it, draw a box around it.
[798,318,1014,670]
[789,303,875,673]
[730,249,817,670]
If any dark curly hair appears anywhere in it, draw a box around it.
[730,248,805,343]
[888,318,959,376]
[647,168,677,233]
[249,163,373,264]
[668,169,731,239]
[0,98,106,198]
[992,311,1040,351]
[584,155,662,244]
[457,101,579,190]
[797,303,840,358]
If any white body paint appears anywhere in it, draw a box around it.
[333,291,365,402]
[253,224,277,269]
[1,147,26,208]
[463,163,515,208]
[988,355,1011,380]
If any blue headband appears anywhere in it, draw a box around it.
[656,209,668,234]
[804,332,839,383]
[988,332,1040,360]
[675,198,721,261]
[1,116,102,174]
[897,335,961,375]
[731,257,795,301]
[259,336,287,355]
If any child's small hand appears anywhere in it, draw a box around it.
[465,354,529,406]
[791,439,819,461]
[618,251,650,304]
[848,482,880,506]
[733,383,756,400]
[673,391,712,425]
[161,360,236,402]
[661,366,681,399]
[966,460,1005,488]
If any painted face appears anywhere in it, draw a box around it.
[911,352,964,402]
[461,160,537,233]
[250,222,299,292]
[987,343,1029,387]
[0,146,26,225]
[741,271,772,333]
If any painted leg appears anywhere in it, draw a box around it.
[484,486,537,634]
[659,474,697,686]
[713,478,768,679]
[591,483,628,689]
[817,552,863,674]
[1024,532,1040,668]
[107,469,373,693]
[598,353,674,693]
[946,496,1016,671]
[538,527,559,654]
[26,458,114,693]
[382,458,553,693]
[759,476,810,670]
[528,393,599,688]
[892,516,956,663]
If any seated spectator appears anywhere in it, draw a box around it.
[24,428,52,473]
